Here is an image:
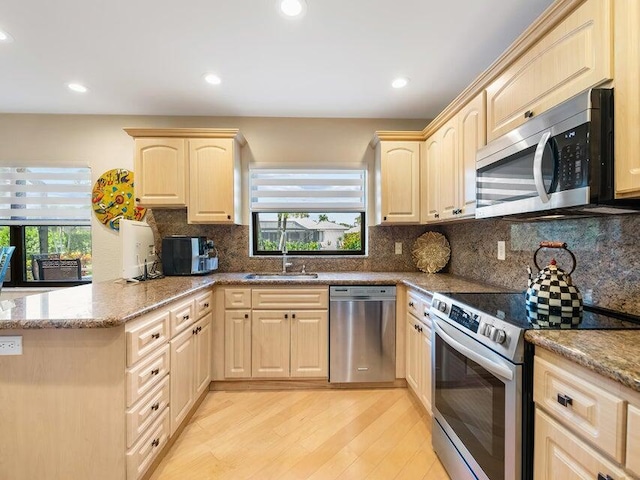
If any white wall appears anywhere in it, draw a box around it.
[0,114,427,281]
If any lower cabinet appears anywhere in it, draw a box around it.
[404,288,432,414]
[223,287,329,380]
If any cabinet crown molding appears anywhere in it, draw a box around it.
[124,128,246,145]
[370,130,426,147]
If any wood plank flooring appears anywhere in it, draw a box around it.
[149,388,450,480]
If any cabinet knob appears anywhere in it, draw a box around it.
[151,333,160,339]
[197,326,202,333]
[435,213,439,219]
[408,302,414,307]
[150,402,160,411]
[292,313,296,319]
[227,215,231,220]
[524,110,534,119]
[203,302,209,308]
[151,438,160,448]
[557,394,573,407]
[597,474,614,480]
[135,197,140,202]
[418,326,423,333]
[183,314,190,321]
[150,368,160,376]
[284,314,288,319]
[244,314,249,319]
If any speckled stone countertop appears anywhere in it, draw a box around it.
[525,330,640,393]
[0,272,510,329]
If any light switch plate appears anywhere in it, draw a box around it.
[497,241,506,260]
[0,336,22,355]
[395,242,402,255]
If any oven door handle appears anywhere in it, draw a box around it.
[433,319,514,382]
[533,131,551,204]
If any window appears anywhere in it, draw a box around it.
[0,167,92,286]
[250,169,366,255]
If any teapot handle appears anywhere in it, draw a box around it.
[533,242,577,275]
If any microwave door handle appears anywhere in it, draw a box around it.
[433,319,514,382]
[533,131,552,203]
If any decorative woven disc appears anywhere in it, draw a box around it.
[412,232,451,273]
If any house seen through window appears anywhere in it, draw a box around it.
[250,169,366,255]
[0,167,92,286]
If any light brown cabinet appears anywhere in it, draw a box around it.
[533,349,640,480]
[125,129,245,224]
[169,326,195,434]
[252,309,291,378]
[375,141,421,224]
[224,309,252,378]
[486,0,612,142]
[613,0,640,199]
[404,288,432,414]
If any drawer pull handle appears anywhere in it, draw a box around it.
[151,333,160,339]
[285,314,288,319]
[150,368,160,376]
[193,328,197,335]
[597,474,614,480]
[417,326,423,333]
[150,402,160,411]
[423,311,428,317]
[557,394,573,407]
[151,438,160,448]
[409,302,414,307]
[183,314,190,321]
[197,326,202,333]
[524,110,534,119]
[203,302,209,308]
[292,314,296,319]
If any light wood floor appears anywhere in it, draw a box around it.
[149,388,449,480]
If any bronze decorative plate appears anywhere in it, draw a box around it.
[412,232,451,273]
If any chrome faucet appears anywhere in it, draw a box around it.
[282,245,292,273]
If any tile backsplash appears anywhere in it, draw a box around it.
[150,209,640,316]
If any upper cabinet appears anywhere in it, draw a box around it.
[134,138,187,207]
[421,92,486,223]
[374,140,421,224]
[485,0,612,142]
[614,0,640,199]
[125,129,245,224]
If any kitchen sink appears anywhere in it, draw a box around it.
[244,272,319,279]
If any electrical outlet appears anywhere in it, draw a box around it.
[497,241,506,260]
[395,242,403,255]
[0,336,22,355]
[584,289,593,303]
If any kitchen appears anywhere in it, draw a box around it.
[1,0,640,479]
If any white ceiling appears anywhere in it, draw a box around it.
[0,0,556,119]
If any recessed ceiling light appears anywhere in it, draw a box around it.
[67,83,88,93]
[392,77,409,89]
[279,0,307,17]
[0,29,14,43]
[204,73,222,85]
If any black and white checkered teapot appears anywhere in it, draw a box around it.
[525,241,583,328]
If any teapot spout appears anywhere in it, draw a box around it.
[527,265,533,288]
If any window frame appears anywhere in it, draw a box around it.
[1,225,91,288]
[251,212,366,256]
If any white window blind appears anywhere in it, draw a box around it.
[0,167,92,225]
[250,169,366,212]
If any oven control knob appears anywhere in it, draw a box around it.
[477,323,486,335]
[437,301,447,312]
[491,328,507,344]
[484,325,495,338]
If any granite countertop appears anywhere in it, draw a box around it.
[0,271,510,329]
[525,330,640,393]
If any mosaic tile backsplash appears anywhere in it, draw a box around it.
[150,209,640,316]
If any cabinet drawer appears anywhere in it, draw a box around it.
[126,344,170,407]
[407,289,431,324]
[169,297,195,337]
[534,408,628,480]
[252,288,328,309]
[195,290,213,318]
[533,355,625,462]
[126,407,171,480]
[225,288,252,309]
[126,310,170,368]
[627,404,640,476]
[126,375,170,449]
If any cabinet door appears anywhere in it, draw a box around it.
[170,327,195,435]
[187,138,237,224]
[534,409,629,480]
[438,119,458,220]
[405,314,419,392]
[134,138,187,206]
[614,0,640,198]
[423,135,441,223]
[379,141,420,223]
[194,313,212,397]
[457,92,486,217]
[252,310,290,378]
[290,310,328,378]
[627,404,640,476]
[486,0,612,142]
[418,326,432,414]
[224,310,252,378]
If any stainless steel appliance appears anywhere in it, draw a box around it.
[329,285,396,383]
[476,88,639,219]
[430,291,640,480]
[161,236,218,276]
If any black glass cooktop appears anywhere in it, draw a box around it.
[445,292,640,330]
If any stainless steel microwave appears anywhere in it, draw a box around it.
[476,88,638,219]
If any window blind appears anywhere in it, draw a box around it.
[250,169,366,212]
[0,167,92,225]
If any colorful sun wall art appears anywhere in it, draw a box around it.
[92,168,146,230]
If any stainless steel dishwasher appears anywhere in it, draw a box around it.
[329,285,396,383]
